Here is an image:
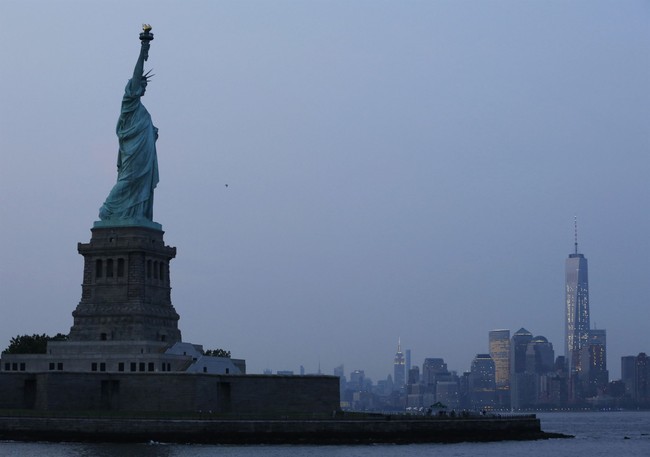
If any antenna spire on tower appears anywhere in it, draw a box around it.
[574,215,578,255]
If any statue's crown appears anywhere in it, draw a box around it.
[142,69,155,82]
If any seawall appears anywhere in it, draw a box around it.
[0,414,566,444]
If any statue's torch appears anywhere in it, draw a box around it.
[140,24,154,42]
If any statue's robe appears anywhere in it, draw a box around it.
[99,81,159,222]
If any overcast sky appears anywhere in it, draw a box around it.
[1,1,648,381]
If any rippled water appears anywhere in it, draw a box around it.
[0,411,649,456]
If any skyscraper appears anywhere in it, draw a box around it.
[422,358,449,387]
[622,353,649,405]
[469,354,496,410]
[521,335,560,407]
[565,219,590,378]
[489,329,510,408]
[621,356,637,398]
[581,329,608,397]
[510,328,533,409]
[526,336,555,374]
[511,328,533,374]
[393,338,405,390]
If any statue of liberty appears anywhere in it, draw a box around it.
[98,25,160,228]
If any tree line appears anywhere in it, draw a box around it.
[2,333,231,358]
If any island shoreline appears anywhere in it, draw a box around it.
[0,414,572,444]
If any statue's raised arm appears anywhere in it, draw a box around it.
[97,25,160,229]
[129,25,153,94]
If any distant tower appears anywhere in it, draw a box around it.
[511,328,533,374]
[489,329,510,408]
[333,364,346,399]
[510,328,533,409]
[622,353,649,403]
[350,369,365,390]
[582,329,608,397]
[565,217,590,379]
[469,354,496,410]
[393,338,405,390]
[526,336,555,374]
[421,358,449,387]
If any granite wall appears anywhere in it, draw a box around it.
[0,372,340,415]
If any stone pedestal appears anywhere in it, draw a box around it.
[68,226,181,344]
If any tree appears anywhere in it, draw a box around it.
[203,348,231,358]
[2,333,68,354]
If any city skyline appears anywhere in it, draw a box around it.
[259,228,633,383]
[1,2,649,383]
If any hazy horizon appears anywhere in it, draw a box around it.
[1,1,648,381]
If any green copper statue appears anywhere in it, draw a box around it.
[98,25,160,228]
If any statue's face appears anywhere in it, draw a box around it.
[141,78,148,94]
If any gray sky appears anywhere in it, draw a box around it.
[1,1,648,381]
